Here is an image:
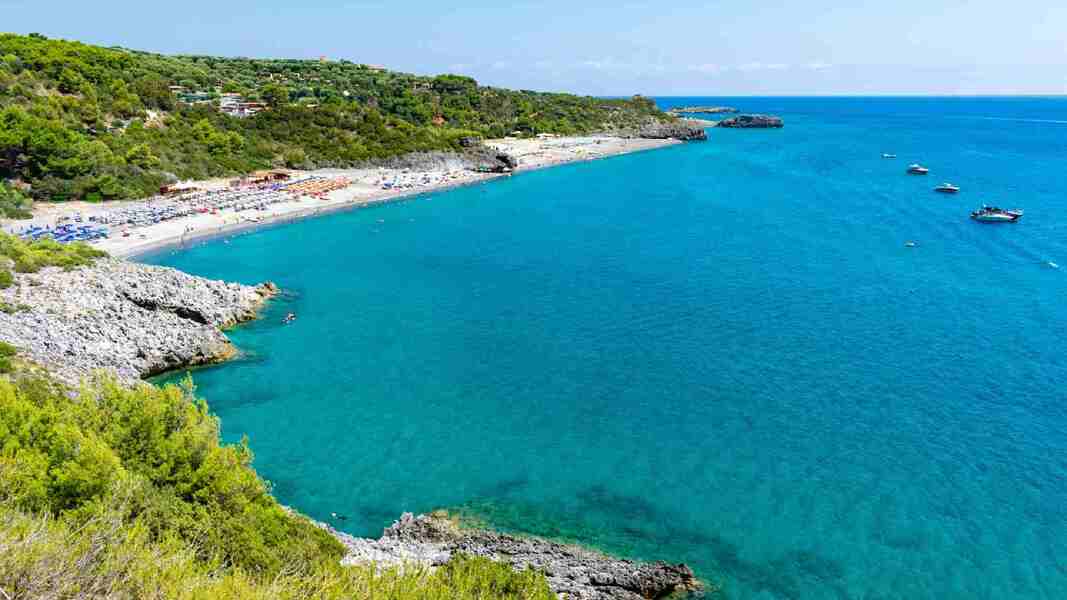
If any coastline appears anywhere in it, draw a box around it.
[9,136,682,261]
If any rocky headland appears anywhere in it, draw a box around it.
[667,106,739,115]
[717,114,784,128]
[0,258,276,382]
[330,512,702,600]
[630,118,709,141]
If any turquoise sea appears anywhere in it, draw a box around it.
[148,97,1067,599]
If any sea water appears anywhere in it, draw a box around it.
[147,97,1067,599]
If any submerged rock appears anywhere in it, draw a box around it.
[331,512,702,599]
[717,114,784,128]
[0,259,275,382]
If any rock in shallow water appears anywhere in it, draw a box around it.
[0,259,275,382]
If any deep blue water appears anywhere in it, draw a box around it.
[147,97,1067,599]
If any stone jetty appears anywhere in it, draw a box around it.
[0,258,275,382]
[329,512,702,600]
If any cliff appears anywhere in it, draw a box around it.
[0,259,276,382]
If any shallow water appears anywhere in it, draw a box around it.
[148,97,1067,599]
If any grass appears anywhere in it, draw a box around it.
[0,502,554,600]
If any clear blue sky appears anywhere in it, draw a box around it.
[3,0,1066,96]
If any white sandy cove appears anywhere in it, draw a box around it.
[16,136,678,258]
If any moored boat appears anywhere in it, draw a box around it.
[882,153,897,159]
[970,206,1022,223]
[907,164,929,175]
[935,183,960,193]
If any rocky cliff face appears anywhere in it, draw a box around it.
[331,512,701,600]
[0,259,275,382]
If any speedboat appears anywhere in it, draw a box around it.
[907,164,929,175]
[882,153,897,159]
[935,183,960,194]
[971,206,1022,223]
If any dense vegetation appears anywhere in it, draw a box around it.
[0,182,31,218]
[0,370,555,599]
[0,32,666,203]
[0,232,106,286]
[0,341,14,373]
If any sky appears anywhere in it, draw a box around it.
[3,0,1066,96]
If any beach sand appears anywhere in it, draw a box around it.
[6,136,679,259]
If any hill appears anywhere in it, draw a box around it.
[0,32,668,205]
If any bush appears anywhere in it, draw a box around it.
[0,183,33,219]
[0,267,12,288]
[0,503,553,600]
[0,374,344,574]
[0,233,106,273]
[0,371,555,599]
[0,341,14,373]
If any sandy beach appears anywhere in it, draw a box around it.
[3,135,679,259]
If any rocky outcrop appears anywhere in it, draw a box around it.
[369,146,518,174]
[331,512,701,600]
[0,259,275,382]
[630,118,708,141]
[667,106,738,115]
[717,114,784,128]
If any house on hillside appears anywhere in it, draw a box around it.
[176,91,213,104]
[219,94,267,118]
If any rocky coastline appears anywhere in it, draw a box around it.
[717,114,784,128]
[329,512,702,600]
[667,106,738,115]
[629,118,709,141]
[0,258,275,383]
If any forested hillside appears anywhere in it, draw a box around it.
[0,32,666,205]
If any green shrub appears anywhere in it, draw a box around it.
[0,341,14,373]
[0,184,33,219]
[0,233,106,273]
[0,300,28,313]
[0,373,343,574]
[0,503,553,600]
[0,267,12,288]
[0,370,555,599]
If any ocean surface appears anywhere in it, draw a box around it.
[147,97,1067,600]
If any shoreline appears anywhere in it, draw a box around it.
[124,136,679,260]
[8,136,682,261]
